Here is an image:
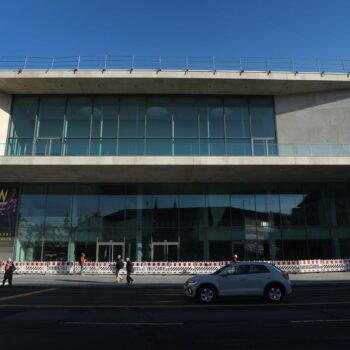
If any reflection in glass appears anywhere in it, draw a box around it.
[250,97,275,138]
[65,97,92,138]
[146,97,172,138]
[225,97,249,137]
[15,182,349,262]
[37,97,65,138]
[10,96,38,138]
[92,97,118,138]
[174,97,198,138]
[119,97,145,138]
[9,95,278,157]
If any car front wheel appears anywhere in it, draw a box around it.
[197,285,217,304]
[264,284,285,303]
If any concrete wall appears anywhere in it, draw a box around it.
[1,70,350,95]
[275,90,350,144]
[0,92,11,155]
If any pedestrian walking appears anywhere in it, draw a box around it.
[126,257,134,284]
[2,258,16,287]
[232,254,239,263]
[115,254,124,283]
[79,252,86,275]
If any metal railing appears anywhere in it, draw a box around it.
[1,55,350,74]
[2,139,350,157]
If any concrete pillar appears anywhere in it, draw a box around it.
[68,193,78,262]
[0,92,12,155]
[328,186,341,258]
[67,240,75,262]
[15,239,24,261]
[136,184,143,261]
[269,236,277,260]
[25,247,34,261]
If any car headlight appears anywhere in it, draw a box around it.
[186,280,198,286]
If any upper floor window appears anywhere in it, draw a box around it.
[8,95,276,156]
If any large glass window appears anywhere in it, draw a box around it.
[146,97,172,138]
[36,97,66,155]
[92,96,118,138]
[65,97,92,138]
[64,97,92,155]
[207,185,231,227]
[178,185,206,227]
[10,96,38,138]
[173,97,198,138]
[119,97,145,138]
[8,95,277,156]
[199,98,225,138]
[17,184,46,261]
[225,97,250,138]
[14,182,350,262]
[37,97,65,138]
[91,97,119,155]
[250,97,275,138]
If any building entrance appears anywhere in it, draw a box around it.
[96,242,125,262]
[151,241,179,261]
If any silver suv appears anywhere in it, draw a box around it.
[184,262,292,303]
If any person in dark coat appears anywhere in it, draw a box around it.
[2,258,16,287]
[115,255,124,283]
[126,257,134,284]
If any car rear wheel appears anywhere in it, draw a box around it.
[264,284,285,303]
[197,285,217,304]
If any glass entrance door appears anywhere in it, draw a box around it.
[96,242,125,262]
[151,241,179,261]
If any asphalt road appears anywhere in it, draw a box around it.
[0,284,350,349]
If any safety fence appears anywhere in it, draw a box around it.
[1,55,350,74]
[9,259,350,275]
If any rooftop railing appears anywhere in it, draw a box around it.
[1,55,350,74]
[2,140,350,157]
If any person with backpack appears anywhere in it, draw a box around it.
[2,258,16,287]
[126,257,134,284]
[115,254,124,283]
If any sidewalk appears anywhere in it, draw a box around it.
[6,271,350,289]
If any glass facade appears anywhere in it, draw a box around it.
[14,183,350,262]
[7,95,276,156]
[5,94,350,262]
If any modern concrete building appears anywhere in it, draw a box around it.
[1,56,350,263]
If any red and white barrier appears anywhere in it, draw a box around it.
[15,261,47,274]
[11,259,350,275]
[298,259,323,273]
[272,260,300,274]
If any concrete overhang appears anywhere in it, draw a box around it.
[1,156,350,183]
[1,70,350,95]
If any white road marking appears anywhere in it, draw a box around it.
[65,322,184,326]
[291,319,350,324]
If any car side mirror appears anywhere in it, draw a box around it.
[220,271,229,277]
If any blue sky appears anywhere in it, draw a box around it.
[1,0,350,59]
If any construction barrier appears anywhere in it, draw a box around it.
[10,259,350,275]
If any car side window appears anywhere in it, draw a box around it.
[249,265,270,274]
[236,265,249,275]
[224,266,236,275]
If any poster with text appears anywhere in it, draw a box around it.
[0,185,18,247]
